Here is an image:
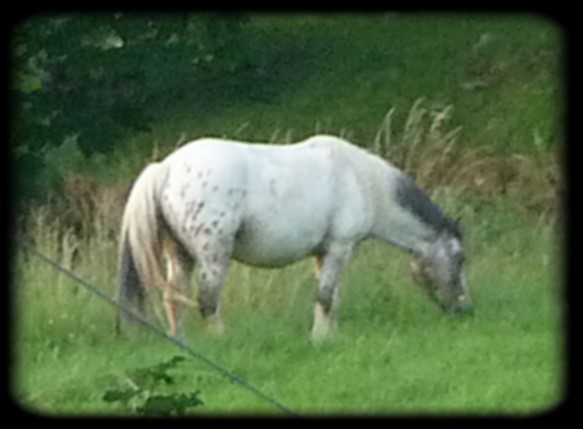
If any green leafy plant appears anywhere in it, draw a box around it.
[102,355,204,416]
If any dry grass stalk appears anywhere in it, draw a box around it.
[373,98,560,217]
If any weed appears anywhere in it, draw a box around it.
[102,355,204,416]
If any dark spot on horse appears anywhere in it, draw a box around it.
[199,287,217,317]
[213,185,219,192]
[206,168,212,176]
[317,285,334,313]
[186,200,197,215]
[228,188,234,196]
[201,272,207,281]
[202,181,208,188]
[211,220,219,229]
[219,211,226,217]
[203,242,210,251]
[195,224,204,236]
[203,227,212,235]
[217,228,223,235]
[186,165,192,173]
[192,201,205,222]
[180,183,190,199]
[212,254,218,263]
[198,171,203,179]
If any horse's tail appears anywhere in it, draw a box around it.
[116,162,166,333]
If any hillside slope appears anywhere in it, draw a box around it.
[141,14,561,154]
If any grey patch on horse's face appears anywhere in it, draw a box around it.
[415,234,472,314]
[395,174,461,239]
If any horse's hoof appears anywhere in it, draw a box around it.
[310,327,334,345]
[205,321,224,335]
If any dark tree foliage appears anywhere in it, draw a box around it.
[12,13,249,200]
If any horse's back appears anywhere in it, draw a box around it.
[158,135,379,266]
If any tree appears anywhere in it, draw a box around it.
[12,13,249,200]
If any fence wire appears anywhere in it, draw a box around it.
[17,239,300,417]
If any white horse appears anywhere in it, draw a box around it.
[117,134,473,341]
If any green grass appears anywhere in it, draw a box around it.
[13,198,563,416]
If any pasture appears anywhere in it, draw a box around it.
[12,14,563,416]
[13,195,563,415]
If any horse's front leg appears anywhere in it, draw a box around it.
[312,243,353,343]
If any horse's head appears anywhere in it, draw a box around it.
[411,231,473,315]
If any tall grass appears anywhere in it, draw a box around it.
[372,98,559,220]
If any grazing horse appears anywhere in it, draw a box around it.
[117,135,473,341]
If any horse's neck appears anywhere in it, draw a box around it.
[369,167,435,256]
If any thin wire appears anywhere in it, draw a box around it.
[17,239,300,417]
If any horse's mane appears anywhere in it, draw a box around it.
[393,173,461,239]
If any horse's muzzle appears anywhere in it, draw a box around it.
[452,295,474,315]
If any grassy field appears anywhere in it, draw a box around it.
[13,195,563,416]
[12,14,563,416]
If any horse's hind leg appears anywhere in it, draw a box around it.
[196,243,232,335]
[312,243,353,343]
[163,239,195,337]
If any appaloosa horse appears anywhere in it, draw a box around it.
[117,135,472,341]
